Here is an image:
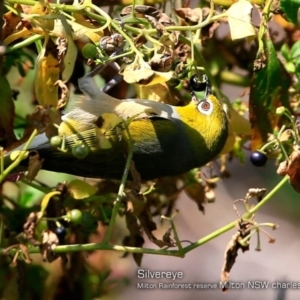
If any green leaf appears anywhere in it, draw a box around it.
[280,0,300,24]
[280,43,290,61]
[249,32,291,149]
[291,41,300,60]
[295,62,300,79]
[68,179,97,199]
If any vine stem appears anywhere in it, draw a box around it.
[256,0,273,57]
[0,175,290,257]
[101,121,135,244]
[0,129,38,183]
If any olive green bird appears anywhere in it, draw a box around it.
[5,73,228,180]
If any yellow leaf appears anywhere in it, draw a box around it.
[30,0,54,31]
[40,191,61,214]
[35,36,60,107]
[226,0,256,40]
[68,179,97,199]
[139,71,173,86]
[135,82,179,104]
[59,16,78,82]
[228,104,251,135]
[121,57,154,84]
[3,27,32,46]
[73,13,103,43]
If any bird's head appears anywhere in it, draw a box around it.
[176,93,228,153]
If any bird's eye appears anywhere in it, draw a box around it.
[198,99,213,115]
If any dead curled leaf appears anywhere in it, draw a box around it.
[162,227,175,245]
[2,5,23,40]
[221,220,251,291]
[40,230,59,262]
[175,7,203,23]
[27,151,44,182]
[277,149,300,193]
[123,212,145,266]
[121,5,175,31]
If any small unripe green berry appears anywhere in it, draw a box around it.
[276,106,286,116]
[72,143,90,159]
[82,43,98,59]
[50,136,62,148]
[68,209,82,224]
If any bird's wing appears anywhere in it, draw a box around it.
[67,76,181,122]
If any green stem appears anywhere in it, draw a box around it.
[220,71,251,87]
[182,175,289,253]
[169,218,183,254]
[165,12,226,32]
[0,129,38,183]
[180,35,223,103]
[102,122,135,244]
[0,175,289,256]
[5,34,44,53]
[256,0,273,57]
[161,211,183,254]
[245,176,289,217]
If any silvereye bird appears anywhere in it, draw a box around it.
[5,73,228,180]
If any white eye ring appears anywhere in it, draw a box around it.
[197,99,213,115]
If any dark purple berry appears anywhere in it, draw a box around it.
[250,151,268,167]
[55,226,67,238]
[189,74,207,92]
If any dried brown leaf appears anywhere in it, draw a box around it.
[221,232,239,291]
[149,47,173,72]
[277,150,300,193]
[184,181,206,213]
[123,213,144,266]
[246,188,267,201]
[40,230,59,262]
[175,7,202,23]
[27,151,44,182]
[174,43,190,63]
[201,21,220,46]
[2,5,23,40]
[221,220,251,291]
[162,227,175,246]
[130,161,141,194]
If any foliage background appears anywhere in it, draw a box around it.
[1,0,300,299]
